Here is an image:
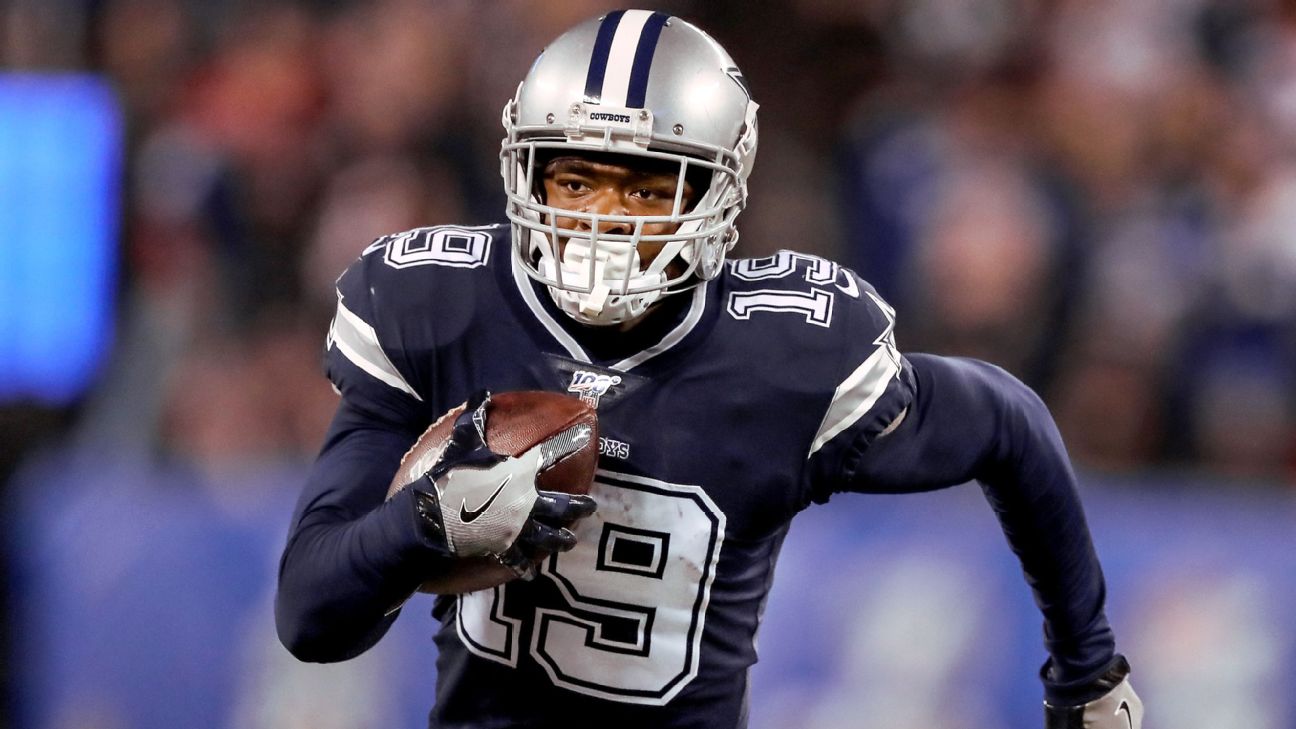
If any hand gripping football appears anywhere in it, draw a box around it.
[386,391,599,594]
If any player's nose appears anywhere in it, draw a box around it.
[578,188,632,235]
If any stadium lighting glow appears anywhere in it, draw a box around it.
[0,74,121,405]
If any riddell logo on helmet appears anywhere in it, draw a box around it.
[589,112,632,123]
[568,370,622,408]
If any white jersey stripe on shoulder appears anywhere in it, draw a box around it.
[599,10,654,107]
[511,254,590,363]
[808,346,899,456]
[330,295,423,401]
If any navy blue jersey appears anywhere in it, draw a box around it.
[278,223,1115,727]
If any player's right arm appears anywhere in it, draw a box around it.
[275,396,444,662]
[274,251,447,662]
[275,247,594,662]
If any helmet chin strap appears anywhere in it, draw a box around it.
[536,234,688,326]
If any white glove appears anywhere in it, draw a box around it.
[411,391,596,561]
[433,446,544,556]
[1045,655,1144,729]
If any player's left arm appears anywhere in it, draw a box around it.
[842,353,1143,727]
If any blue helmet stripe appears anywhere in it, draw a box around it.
[626,12,669,108]
[583,10,625,104]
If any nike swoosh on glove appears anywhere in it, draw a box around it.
[411,391,596,560]
[1045,655,1144,729]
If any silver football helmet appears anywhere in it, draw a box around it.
[501,10,759,325]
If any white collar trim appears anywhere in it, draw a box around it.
[510,254,708,372]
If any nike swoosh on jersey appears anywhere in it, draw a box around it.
[459,475,512,523]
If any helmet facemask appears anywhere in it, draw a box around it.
[500,12,758,326]
[501,108,752,326]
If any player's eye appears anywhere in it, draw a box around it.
[631,186,670,201]
[549,174,592,195]
[560,179,590,194]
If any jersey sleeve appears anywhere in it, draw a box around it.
[276,237,446,662]
[804,274,916,503]
[276,398,443,662]
[324,239,430,428]
[845,354,1118,702]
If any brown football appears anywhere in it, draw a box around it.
[385,391,599,594]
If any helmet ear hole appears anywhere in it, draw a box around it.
[682,164,712,212]
[531,150,556,204]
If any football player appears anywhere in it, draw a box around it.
[276,10,1144,729]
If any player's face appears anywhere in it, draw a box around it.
[541,155,696,270]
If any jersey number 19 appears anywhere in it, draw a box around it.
[457,471,726,705]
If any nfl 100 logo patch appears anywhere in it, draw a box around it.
[568,370,621,408]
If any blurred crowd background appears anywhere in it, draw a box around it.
[5,0,1296,478]
[3,0,1296,728]
[8,0,1296,481]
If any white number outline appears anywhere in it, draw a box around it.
[730,251,860,298]
[455,470,726,705]
[456,584,522,667]
[726,252,870,328]
[727,288,835,327]
[731,251,837,285]
[379,226,494,269]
